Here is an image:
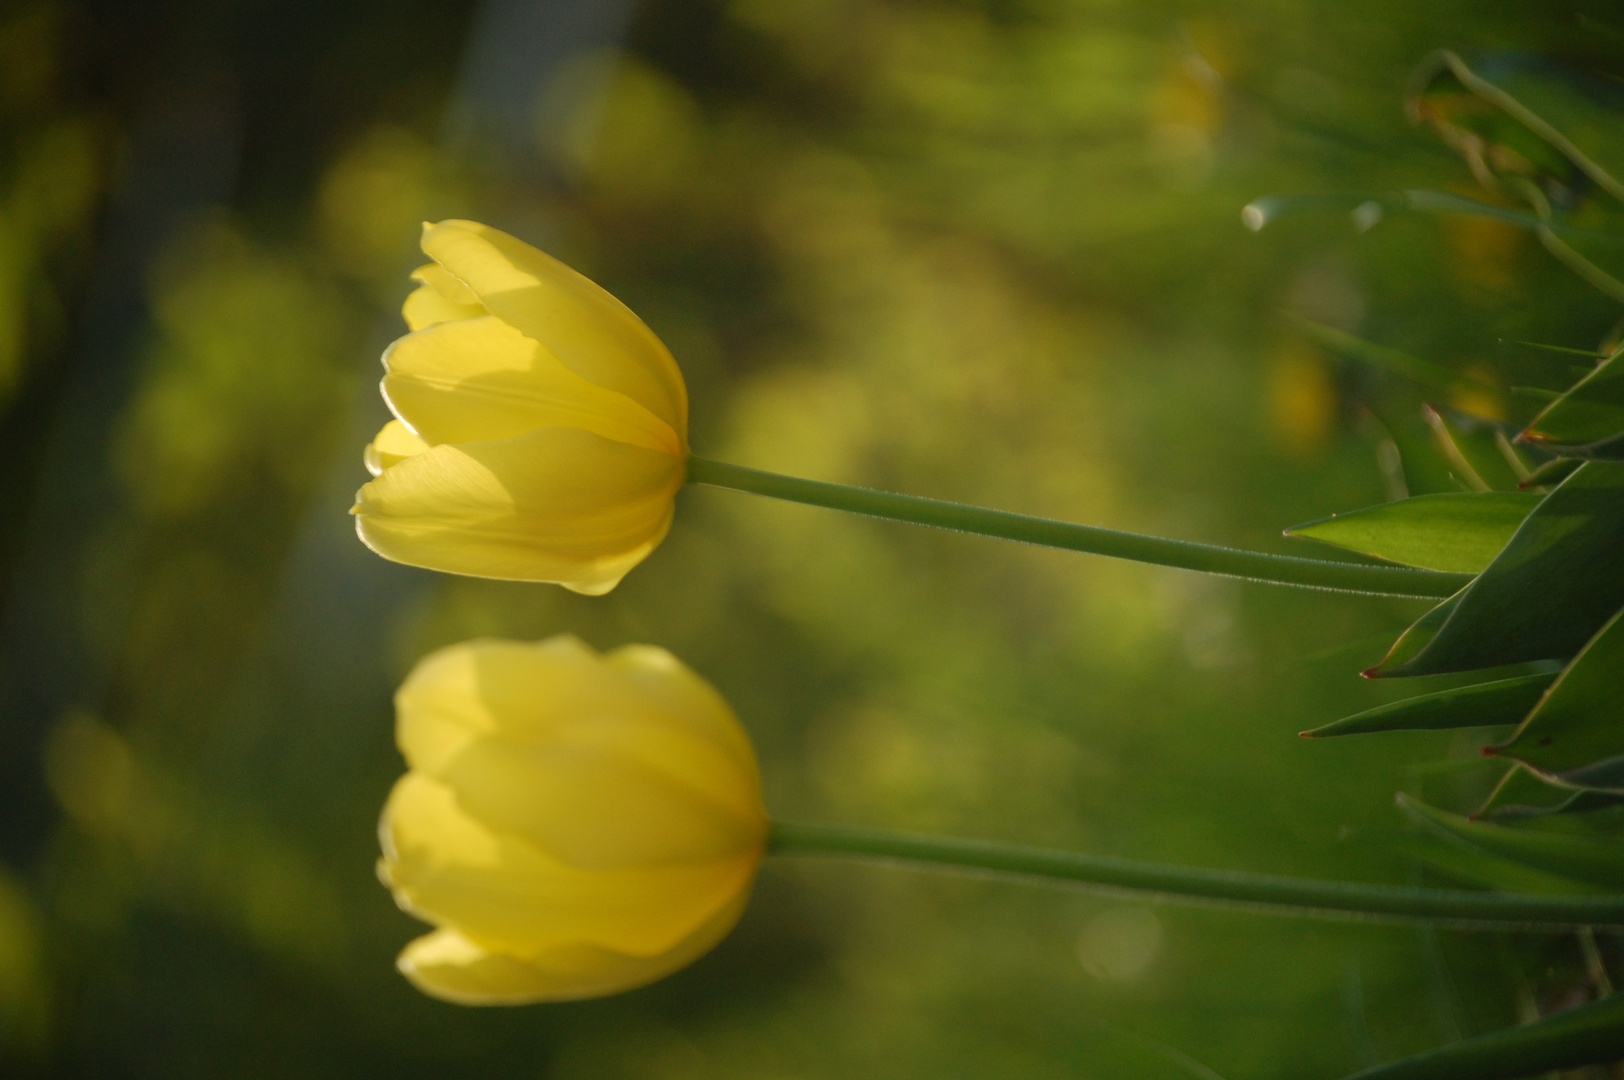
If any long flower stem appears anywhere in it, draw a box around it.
[769,821,1624,929]
[686,457,1470,598]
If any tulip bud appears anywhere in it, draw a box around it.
[377,635,768,1005]
[352,220,688,595]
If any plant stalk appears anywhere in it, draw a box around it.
[769,821,1624,929]
[686,457,1471,598]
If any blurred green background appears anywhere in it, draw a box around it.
[2,1,1622,1076]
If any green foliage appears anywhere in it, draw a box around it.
[1300,673,1553,738]
[1521,347,1624,459]
[1490,607,1624,790]
[1287,493,1540,574]
[1285,47,1624,1080]
[1478,764,1624,820]
[1369,462,1624,676]
[1399,796,1624,892]
[1340,989,1624,1080]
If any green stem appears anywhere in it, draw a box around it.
[686,457,1470,598]
[769,821,1624,929]
[1434,50,1624,204]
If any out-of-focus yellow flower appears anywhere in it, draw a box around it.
[378,635,768,1005]
[352,220,688,595]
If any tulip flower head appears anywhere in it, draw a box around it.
[353,220,688,595]
[378,635,769,1005]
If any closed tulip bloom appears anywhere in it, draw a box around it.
[378,635,769,1005]
[353,220,688,595]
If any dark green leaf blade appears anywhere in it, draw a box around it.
[1503,340,1608,360]
[1520,349,1624,460]
[1398,794,1624,890]
[1478,764,1624,820]
[1366,590,1463,676]
[1302,673,1554,738]
[1374,825,1612,895]
[1288,315,1458,390]
[1372,462,1624,677]
[1287,493,1541,574]
[1421,406,1527,492]
[1491,605,1624,791]
[1338,990,1624,1080]
[1518,456,1580,490]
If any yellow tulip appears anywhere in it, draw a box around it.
[352,220,688,595]
[377,635,769,1005]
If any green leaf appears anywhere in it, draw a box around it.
[1491,605,1624,791]
[1367,590,1463,675]
[1401,190,1624,248]
[1502,340,1609,360]
[1373,826,1611,896]
[1398,794,1624,891]
[1338,989,1624,1080]
[1287,493,1541,574]
[1517,456,1580,490]
[1287,315,1457,390]
[1520,349,1624,460]
[1466,55,1624,202]
[1421,407,1526,492]
[1371,462,1624,677]
[1302,673,1554,738]
[1477,764,1624,821]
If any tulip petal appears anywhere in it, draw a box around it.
[381,316,679,454]
[420,220,687,441]
[352,425,684,592]
[412,262,480,305]
[402,285,485,332]
[394,639,766,867]
[397,885,750,1004]
[436,727,763,867]
[403,263,486,330]
[364,420,431,477]
[607,644,760,776]
[398,639,754,771]
[381,774,755,957]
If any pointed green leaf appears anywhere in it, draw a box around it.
[1478,764,1624,821]
[1374,826,1611,896]
[1302,673,1554,738]
[1518,456,1580,490]
[1503,340,1609,360]
[1401,190,1624,248]
[1339,989,1624,1080]
[1461,52,1624,202]
[1287,493,1541,574]
[1398,794,1624,891]
[1520,349,1624,460]
[1492,605,1624,791]
[1365,590,1463,675]
[1422,406,1526,492]
[1372,462,1624,677]
[1288,315,1458,390]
